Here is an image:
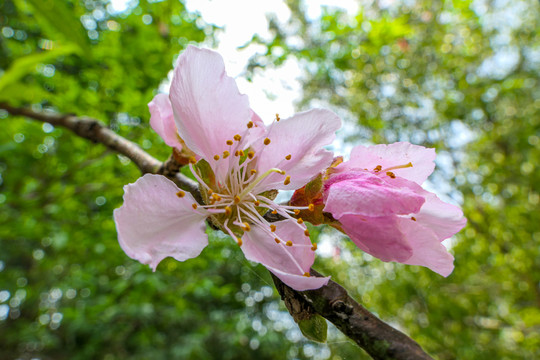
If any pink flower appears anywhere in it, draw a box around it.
[323,142,466,276]
[114,46,341,290]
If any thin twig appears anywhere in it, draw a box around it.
[0,103,196,191]
[3,103,433,360]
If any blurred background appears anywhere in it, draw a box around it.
[0,0,538,359]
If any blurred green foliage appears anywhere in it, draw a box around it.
[1,0,539,359]
[250,0,540,358]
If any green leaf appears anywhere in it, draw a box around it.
[194,159,215,188]
[298,314,328,343]
[21,0,91,56]
[0,82,50,102]
[0,44,78,94]
[304,173,323,200]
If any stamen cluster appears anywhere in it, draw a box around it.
[183,118,317,277]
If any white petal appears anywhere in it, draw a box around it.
[169,46,260,180]
[253,109,341,192]
[114,174,208,270]
[241,219,328,290]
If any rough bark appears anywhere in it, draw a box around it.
[272,270,433,360]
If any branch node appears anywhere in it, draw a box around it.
[331,299,354,315]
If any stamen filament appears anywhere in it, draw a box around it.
[223,219,242,246]
[205,208,228,214]
[189,163,212,192]
[381,162,413,173]
[237,168,285,200]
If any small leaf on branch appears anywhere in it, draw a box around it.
[298,314,328,343]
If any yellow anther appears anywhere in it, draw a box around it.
[234,134,242,141]
[285,154,292,160]
[374,165,382,172]
[207,189,214,195]
[192,203,198,209]
[293,209,301,215]
[286,241,293,247]
[243,223,251,232]
[275,113,280,121]
[283,175,291,186]
[189,156,197,164]
[213,154,220,161]
[279,170,286,175]
[239,150,245,157]
[223,150,230,159]
[236,238,243,246]
[235,150,240,156]
[254,200,260,206]
[226,140,234,146]
[250,169,257,175]
[311,243,318,251]
[297,218,304,224]
[308,204,315,212]
[304,229,310,237]
[386,171,396,179]
[270,224,276,232]
[263,138,271,145]
[247,151,255,159]
[225,206,232,216]
[271,210,278,215]
[247,121,254,128]
[212,194,222,201]
[274,238,280,244]
[234,195,241,204]
[411,216,417,221]
[303,272,310,277]
[176,190,186,198]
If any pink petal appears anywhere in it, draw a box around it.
[391,178,467,241]
[148,93,182,150]
[249,109,266,139]
[169,46,260,179]
[265,265,330,291]
[323,171,425,218]
[113,174,208,270]
[241,219,329,290]
[346,142,436,184]
[414,192,466,242]
[339,213,455,276]
[398,217,455,277]
[339,214,414,262]
[253,109,341,192]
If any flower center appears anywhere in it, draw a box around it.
[179,118,317,275]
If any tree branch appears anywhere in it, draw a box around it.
[272,271,433,360]
[0,103,197,192]
[3,103,433,360]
